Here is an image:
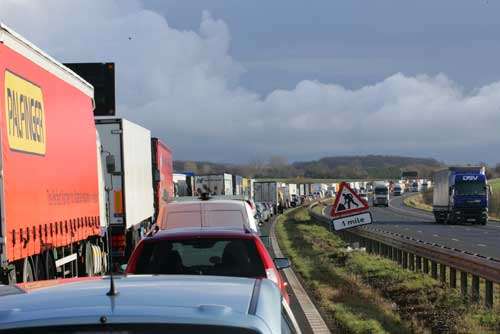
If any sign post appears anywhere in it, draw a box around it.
[330,182,372,231]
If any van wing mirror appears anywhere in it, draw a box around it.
[273,258,291,270]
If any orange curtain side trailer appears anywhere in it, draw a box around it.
[0,24,104,283]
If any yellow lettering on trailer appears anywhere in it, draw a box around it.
[4,71,46,155]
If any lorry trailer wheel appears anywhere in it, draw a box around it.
[85,243,95,276]
[44,251,56,280]
[20,257,35,283]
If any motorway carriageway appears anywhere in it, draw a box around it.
[326,195,500,260]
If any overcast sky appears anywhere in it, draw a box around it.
[2,1,500,164]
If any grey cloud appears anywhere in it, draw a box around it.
[1,0,499,164]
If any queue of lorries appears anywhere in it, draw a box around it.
[369,168,490,225]
[0,24,302,333]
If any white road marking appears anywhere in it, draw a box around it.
[451,238,460,241]
[433,234,439,237]
[417,230,423,233]
[477,244,487,247]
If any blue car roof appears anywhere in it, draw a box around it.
[0,275,281,333]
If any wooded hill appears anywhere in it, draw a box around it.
[174,155,444,179]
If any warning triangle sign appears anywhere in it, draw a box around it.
[330,182,369,217]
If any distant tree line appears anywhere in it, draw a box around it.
[174,155,453,179]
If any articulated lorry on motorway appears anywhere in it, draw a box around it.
[432,166,489,225]
[0,25,175,283]
[0,24,107,283]
[373,181,389,207]
[96,118,156,261]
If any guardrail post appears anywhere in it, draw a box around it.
[402,252,408,269]
[431,261,438,279]
[472,275,480,303]
[461,272,468,298]
[391,247,397,261]
[423,258,429,274]
[450,268,457,288]
[439,264,446,283]
[485,280,493,308]
[409,254,415,271]
[415,256,422,272]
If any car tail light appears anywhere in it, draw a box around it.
[111,234,126,255]
[265,268,279,286]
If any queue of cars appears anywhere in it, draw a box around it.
[0,195,301,333]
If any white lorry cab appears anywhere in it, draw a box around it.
[373,181,389,207]
[393,183,402,196]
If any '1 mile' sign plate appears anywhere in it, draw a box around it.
[331,212,373,231]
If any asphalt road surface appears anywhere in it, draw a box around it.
[326,194,500,260]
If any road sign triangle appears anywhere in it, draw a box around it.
[330,182,369,217]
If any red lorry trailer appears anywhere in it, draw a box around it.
[151,138,174,226]
[0,24,107,284]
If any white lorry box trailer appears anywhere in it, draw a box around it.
[194,174,233,196]
[298,184,305,196]
[96,118,155,258]
[254,181,279,204]
[288,184,298,196]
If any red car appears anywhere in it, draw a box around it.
[126,228,291,304]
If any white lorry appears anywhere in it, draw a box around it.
[194,174,233,196]
[96,118,155,260]
[373,181,389,207]
[393,183,402,196]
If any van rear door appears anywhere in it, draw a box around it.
[203,202,245,230]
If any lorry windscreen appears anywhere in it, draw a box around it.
[455,182,486,196]
[375,188,388,195]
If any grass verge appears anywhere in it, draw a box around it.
[276,207,500,333]
[403,193,432,212]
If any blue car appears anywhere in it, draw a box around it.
[0,275,301,333]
